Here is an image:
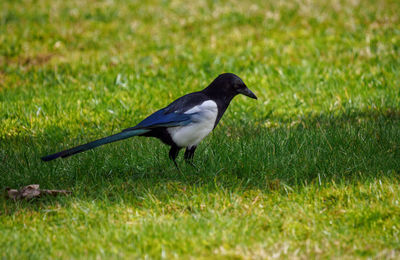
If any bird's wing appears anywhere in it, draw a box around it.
[163,92,209,114]
[123,92,210,132]
[127,109,194,130]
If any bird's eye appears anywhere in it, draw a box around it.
[233,80,244,89]
[236,83,246,90]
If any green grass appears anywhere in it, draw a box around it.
[1,0,400,258]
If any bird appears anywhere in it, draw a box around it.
[41,73,257,168]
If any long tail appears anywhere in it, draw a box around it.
[41,129,149,161]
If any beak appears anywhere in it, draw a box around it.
[238,87,257,99]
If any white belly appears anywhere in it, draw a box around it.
[167,100,218,148]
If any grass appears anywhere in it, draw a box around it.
[1,0,400,258]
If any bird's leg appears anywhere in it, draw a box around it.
[184,146,198,170]
[169,145,181,171]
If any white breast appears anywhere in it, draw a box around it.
[167,100,218,148]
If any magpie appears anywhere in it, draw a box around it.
[41,73,257,168]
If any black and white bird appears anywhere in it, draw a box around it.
[41,73,257,168]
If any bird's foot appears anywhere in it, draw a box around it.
[185,160,198,171]
[172,160,182,173]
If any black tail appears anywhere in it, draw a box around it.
[41,129,148,161]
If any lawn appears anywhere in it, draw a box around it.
[1,0,400,258]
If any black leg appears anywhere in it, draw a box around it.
[169,145,181,170]
[184,146,197,161]
[184,146,197,169]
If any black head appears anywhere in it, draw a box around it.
[205,73,257,100]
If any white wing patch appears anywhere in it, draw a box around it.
[167,100,218,148]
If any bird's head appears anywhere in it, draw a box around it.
[207,73,257,100]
